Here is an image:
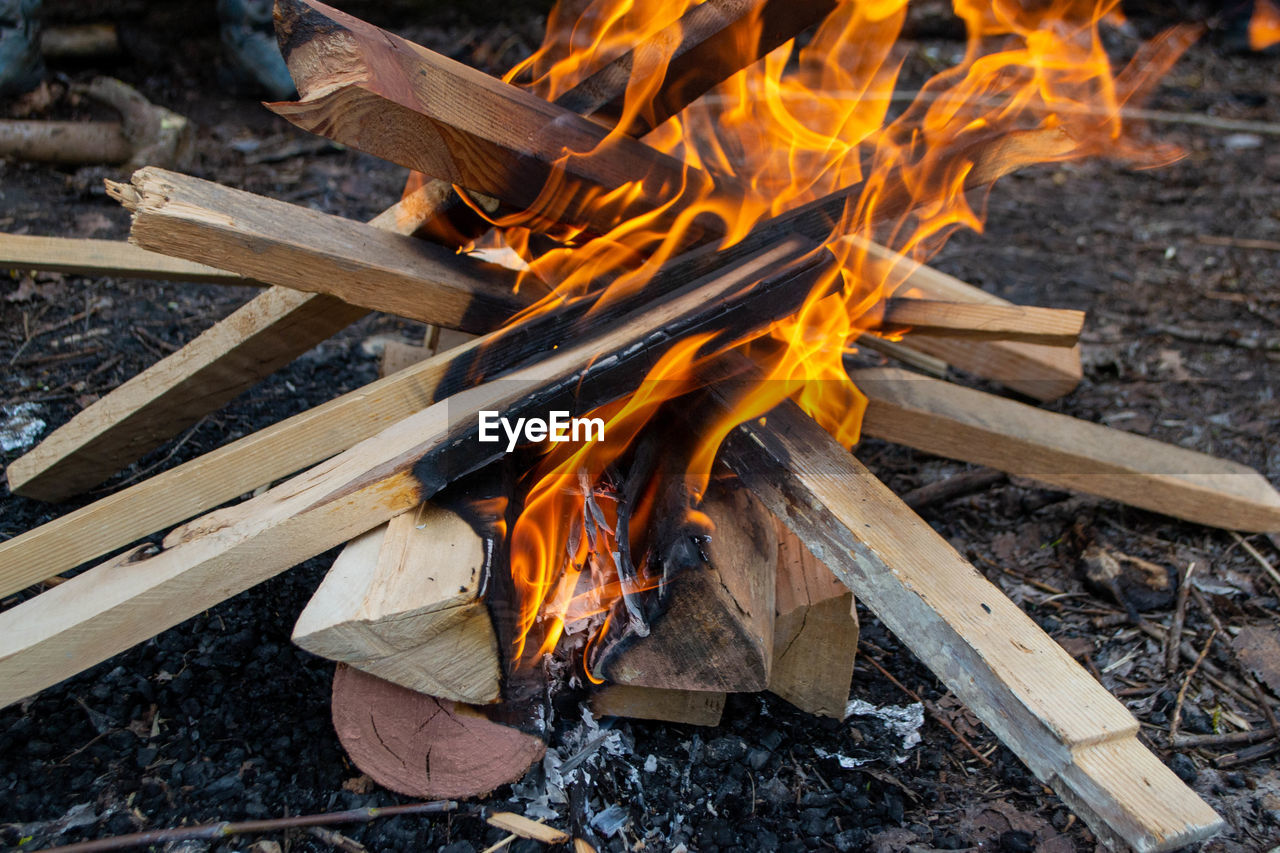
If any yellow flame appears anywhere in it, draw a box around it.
[442,0,1197,671]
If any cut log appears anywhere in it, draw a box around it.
[4,186,439,503]
[293,505,501,704]
[0,233,825,706]
[853,367,1280,532]
[605,478,777,692]
[876,298,1084,347]
[0,233,248,284]
[768,523,858,719]
[112,168,530,331]
[331,665,544,799]
[6,287,367,503]
[716,396,1224,853]
[590,685,726,726]
[0,121,132,166]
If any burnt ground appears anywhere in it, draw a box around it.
[1,3,1279,852]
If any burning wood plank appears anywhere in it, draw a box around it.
[0,233,248,284]
[292,506,501,704]
[717,398,1225,853]
[854,367,1280,532]
[6,0,809,504]
[768,523,858,720]
[270,0,714,238]
[604,478,776,692]
[0,235,823,706]
[875,298,1084,347]
[331,664,544,799]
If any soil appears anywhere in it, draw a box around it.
[2,3,1279,852]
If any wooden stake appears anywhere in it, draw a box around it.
[590,685,726,726]
[112,168,530,331]
[0,233,248,284]
[6,286,368,502]
[715,396,1224,852]
[293,505,501,704]
[876,298,1083,347]
[0,234,822,707]
[768,523,858,719]
[4,188,436,503]
[331,665,544,799]
[853,367,1280,532]
[605,478,777,692]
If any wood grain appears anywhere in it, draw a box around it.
[854,367,1280,532]
[293,505,501,704]
[590,684,726,726]
[606,479,777,692]
[718,399,1223,852]
[0,233,248,284]
[117,168,530,331]
[878,298,1084,346]
[768,522,858,719]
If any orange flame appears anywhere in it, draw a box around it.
[1252,0,1280,49]
[444,0,1196,673]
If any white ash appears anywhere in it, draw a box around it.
[0,402,45,452]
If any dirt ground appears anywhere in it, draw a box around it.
[1,3,1278,851]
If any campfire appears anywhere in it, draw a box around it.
[3,1,1279,850]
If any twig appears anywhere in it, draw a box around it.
[306,826,368,852]
[38,801,459,852]
[1148,325,1280,352]
[1171,727,1277,749]
[1190,585,1280,738]
[1166,562,1195,676]
[860,651,992,767]
[1168,628,1217,743]
[1197,234,1280,252]
[1214,740,1280,769]
[901,468,1006,511]
[1230,531,1280,591]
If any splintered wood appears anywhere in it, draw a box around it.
[6,0,1275,849]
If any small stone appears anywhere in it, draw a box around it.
[1168,753,1198,784]
[999,829,1035,853]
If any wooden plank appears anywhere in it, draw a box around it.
[590,685,726,726]
[112,168,530,331]
[768,522,858,719]
[0,234,824,707]
[717,399,1224,852]
[292,505,501,704]
[851,237,1082,400]
[5,286,368,502]
[605,478,776,692]
[4,190,438,503]
[0,230,814,599]
[271,0,714,238]
[0,233,249,284]
[876,298,1084,347]
[853,367,1280,532]
[547,0,837,136]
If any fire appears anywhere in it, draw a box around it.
[434,1,1196,674]
[1252,0,1280,50]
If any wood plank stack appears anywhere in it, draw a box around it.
[4,1,1273,850]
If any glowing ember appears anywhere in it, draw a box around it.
[428,0,1197,674]
[1251,0,1280,50]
